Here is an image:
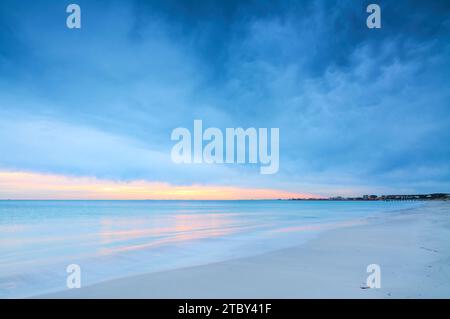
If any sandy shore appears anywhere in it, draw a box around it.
[39,201,450,298]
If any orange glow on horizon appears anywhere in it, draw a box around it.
[0,171,313,200]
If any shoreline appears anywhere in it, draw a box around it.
[38,201,450,298]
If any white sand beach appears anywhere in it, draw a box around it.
[39,201,450,299]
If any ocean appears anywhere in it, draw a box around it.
[0,200,422,298]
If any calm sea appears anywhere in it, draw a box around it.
[0,200,421,298]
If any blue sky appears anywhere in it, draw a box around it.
[0,0,449,197]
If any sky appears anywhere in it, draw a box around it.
[0,0,449,199]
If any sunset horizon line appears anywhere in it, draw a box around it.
[0,170,316,201]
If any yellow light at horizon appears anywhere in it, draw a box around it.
[0,171,312,200]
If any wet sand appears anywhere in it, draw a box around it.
[40,201,450,298]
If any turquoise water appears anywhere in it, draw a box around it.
[0,200,422,298]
